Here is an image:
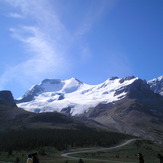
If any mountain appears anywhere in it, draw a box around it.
[0,91,105,132]
[16,76,138,115]
[0,90,85,130]
[148,75,163,96]
[81,78,163,141]
[16,76,163,142]
[0,91,132,151]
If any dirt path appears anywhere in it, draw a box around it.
[61,139,137,163]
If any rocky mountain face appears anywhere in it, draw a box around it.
[148,76,163,96]
[82,78,163,142]
[0,90,17,107]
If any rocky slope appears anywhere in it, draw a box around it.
[81,78,163,142]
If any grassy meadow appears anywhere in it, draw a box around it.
[70,140,163,163]
[0,140,162,163]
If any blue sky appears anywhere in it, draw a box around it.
[0,0,163,98]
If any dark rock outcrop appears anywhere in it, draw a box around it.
[0,90,17,107]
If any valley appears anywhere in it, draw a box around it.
[1,1,163,162]
[0,139,162,163]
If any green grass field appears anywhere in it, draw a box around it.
[0,140,162,163]
[70,140,163,163]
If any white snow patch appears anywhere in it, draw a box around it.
[17,77,138,115]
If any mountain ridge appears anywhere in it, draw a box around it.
[16,76,140,115]
[16,75,163,116]
[14,75,163,142]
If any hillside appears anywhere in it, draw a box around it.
[0,90,132,151]
[15,76,163,142]
[80,79,163,142]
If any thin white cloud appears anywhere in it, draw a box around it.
[15,26,63,75]
[8,12,24,18]
[0,25,67,92]
[0,0,122,97]
[73,0,118,63]
[75,0,117,39]
[0,0,71,92]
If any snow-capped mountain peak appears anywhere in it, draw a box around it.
[17,78,83,102]
[38,77,83,93]
[17,76,139,115]
[61,77,83,93]
[148,75,163,96]
[148,75,163,83]
[158,75,163,81]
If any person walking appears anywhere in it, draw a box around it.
[157,154,163,163]
[32,152,40,163]
[27,154,33,163]
[138,153,144,163]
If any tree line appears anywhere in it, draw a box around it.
[0,127,132,151]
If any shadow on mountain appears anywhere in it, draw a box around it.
[0,90,133,151]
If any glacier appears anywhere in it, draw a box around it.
[17,77,138,115]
